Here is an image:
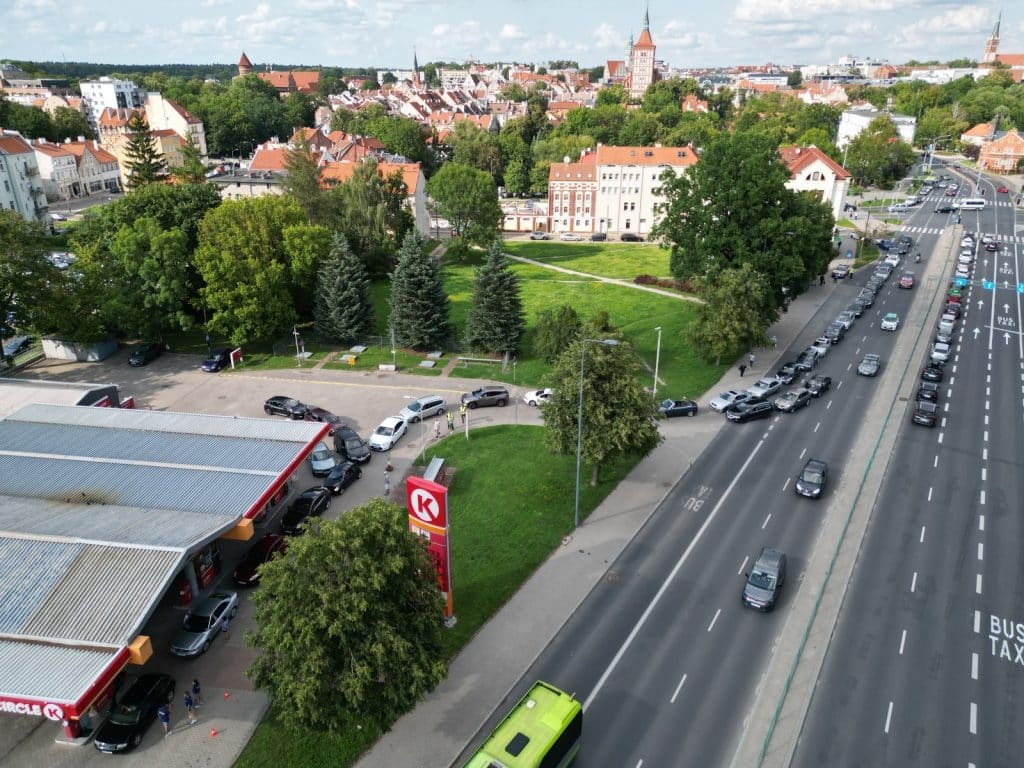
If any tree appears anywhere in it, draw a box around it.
[381,72,398,85]
[193,196,306,345]
[542,336,661,486]
[687,264,774,364]
[169,136,207,185]
[364,116,434,169]
[0,210,60,351]
[532,304,580,362]
[247,497,447,730]
[282,135,329,226]
[314,233,373,343]
[427,162,501,244]
[283,224,332,314]
[464,243,524,354]
[51,106,92,141]
[596,84,627,106]
[447,120,503,180]
[499,83,528,102]
[787,70,803,88]
[283,91,317,130]
[388,230,450,350]
[123,111,167,188]
[844,116,916,186]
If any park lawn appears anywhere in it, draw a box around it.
[504,240,673,280]
[236,424,642,768]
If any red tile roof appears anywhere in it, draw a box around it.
[596,144,697,166]
[0,132,33,154]
[634,28,655,49]
[995,54,1024,67]
[779,145,851,180]
[962,123,994,138]
[321,160,422,193]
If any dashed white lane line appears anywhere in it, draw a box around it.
[980,490,986,505]
[938,432,944,444]
[911,572,918,593]
[899,629,907,655]
[972,653,979,680]
[928,487,933,502]
[885,701,894,734]
[980,515,985,531]
[836,380,843,389]
[762,514,771,529]
[983,430,988,442]
[782,478,791,492]
[737,556,749,576]
[978,542,984,560]
[970,702,978,735]
[814,421,820,433]
[670,673,687,704]
[981,468,987,481]
[975,610,982,633]
[934,455,939,468]
[976,574,983,595]
[983,447,988,461]
[635,760,644,768]
[826,400,832,410]
[799,447,806,460]
[920,526,926,543]
[707,608,721,632]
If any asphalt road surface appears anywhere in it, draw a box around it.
[456,189,949,766]
[793,169,1024,766]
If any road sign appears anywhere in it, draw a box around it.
[982,280,994,290]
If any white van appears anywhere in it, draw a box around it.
[887,203,909,213]
[959,198,986,210]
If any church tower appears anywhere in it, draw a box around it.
[238,52,253,77]
[412,48,422,89]
[627,9,656,100]
[983,11,1001,64]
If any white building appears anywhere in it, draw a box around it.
[547,144,699,236]
[80,77,147,132]
[779,145,851,220]
[144,93,208,157]
[32,138,121,200]
[0,130,49,223]
[837,105,916,148]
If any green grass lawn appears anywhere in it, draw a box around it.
[236,424,642,768]
[504,240,673,279]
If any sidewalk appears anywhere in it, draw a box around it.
[355,280,837,768]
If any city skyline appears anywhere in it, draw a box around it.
[0,1,1020,71]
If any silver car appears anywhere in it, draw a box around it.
[308,441,337,477]
[709,389,753,412]
[170,591,238,657]
[746,377,784,399]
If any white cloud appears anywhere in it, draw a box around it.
[432,23,449,37]
[895,5,989,47]
[593,21,621,49]
[499,23,525,40]
[658,20,700,49]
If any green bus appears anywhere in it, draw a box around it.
[464,681,582,768]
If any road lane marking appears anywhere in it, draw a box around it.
[707,609,721,632]
[976,574,983,594]
[635,761,643,768]
[984,414,989,426]
[899,629,907,655]
[985,400,989,411]
[928,487,933,502]
[983,448,988,460]
[975,610,981,633]
[826,400,832,410]
[911,572,918,592]
[582,439,766,710]
[983,430,988,442]
[884,701,894,734]
[950,376,956,386]
[846,363,852,372]
[670,673,687,703]
[920,526,926,543]
[938,433,943,444]
[782,478,791,492]
[762,514,771,529]
[945,403,950,412]
[737,556,748,575]
[972,653,979,680]
[979,515,985,531]
[970,702,977,735]
[981,468,986,481]
[836,380,843,389]
[934,455,939,468]
[814,422,820,433]
[799,448,806,459]
[980,490,986,505]
[978,542,984,561]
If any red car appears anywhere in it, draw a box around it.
[898,272,915,289]
[997,186,1009,193]
[233,535,288,586]
[305,406,343,434]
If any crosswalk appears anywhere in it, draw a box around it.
[916,195,1019,208]
[897,224,1024,244]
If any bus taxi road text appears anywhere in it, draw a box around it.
[989,614,1024,666]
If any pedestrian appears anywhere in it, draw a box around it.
[832,273,838,285]
[459,403,467,424]
[748,352,755,368]
[220,615,230,641]
[819,274,825,286]
[184,691,197,725]
[385,460,393,474]
[191,679,203,708]
[384,469,391,498]
[157,702,171,737]
[739,363,747,377]
[434,416,441,439]
[446,411,455,432]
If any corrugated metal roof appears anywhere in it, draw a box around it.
[0,642,115,702]
[0,379,106,418]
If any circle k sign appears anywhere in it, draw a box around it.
[410,487,444,525]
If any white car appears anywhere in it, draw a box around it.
[523,388,553,406]
[746,377,784,399]
[809,338,831,358]
[369,416,407,451]
[884,254,900,267]
[559,233,582,241]
[709,389,753,412]
[881,313,900,331]
[931,343,950,363]
[981,234,995,244]
[955,264,971,278]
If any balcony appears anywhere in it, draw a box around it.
[24,165,39,177]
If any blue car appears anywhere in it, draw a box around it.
[201,348,231,372]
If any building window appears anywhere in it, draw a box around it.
[623,202,629,211]
[630,202,636,211]
[625,219,631,229]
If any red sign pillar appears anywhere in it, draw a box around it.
[405,476,455,625]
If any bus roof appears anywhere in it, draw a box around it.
[465,681,581,768]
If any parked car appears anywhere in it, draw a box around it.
[916,381,941,402]
[529,231,549,240]
[333,427,371,464]
[559,233,583,241]
[305,406,343,434]
[726,400,774,423]
[590,232,608,242]
[849,299,867,317]
[805,374,833,397]
[369,416,408,451]
[794,351,819,372]
[831,264,850,280]
[746,376,784,399]
[835,310,856,330]
[776,362,800,385]
[93,674,176,753]
[857,290,875,308]
[264,395,309,419]
[321,460,362,494]
[308,441,337,477]
[795,458,829,498]
[169,591,239,656]
[921,364,944,382]
[741,547,787,611]
[809,338,831,358]
[823,323,845,344]
[881,312,900,331]
[523,388,554,406]
[201,348,231,372]
[912,399,939,427]
[2,335,32,358]
[857,353,881,376]
[774,388,812,413]
[620,232,643,242]
[659,398,698,417]
[233,535,288,587]
[398,395,446,423]
[128,342,162,367]
[280,486,332,535]
[461,386,510,409]
[710,389,754,412]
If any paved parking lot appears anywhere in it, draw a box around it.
[1,348,544,768]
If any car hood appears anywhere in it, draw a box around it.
[233,563,260,583]
[95,720,137,746]
[743,584,775,605]
[796,479,822,495]
[170,629,206,652]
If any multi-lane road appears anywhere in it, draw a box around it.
[793,173,1024,766]
[456,169,1001,765]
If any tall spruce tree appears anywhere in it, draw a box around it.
[388,230,450,350]
[314,233,373,344]
[464,242,524,354]
[123,112,167,189]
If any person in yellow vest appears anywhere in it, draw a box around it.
[459,403,467,424]
[446,410,455,432]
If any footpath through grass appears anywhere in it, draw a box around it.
[236,424,642,768]
[504,240,672,280]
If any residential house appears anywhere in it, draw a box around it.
[258,70,321,96]
[961,123,996,147]
[979,129,1024,174]
[779,145,851,220]
[837,104,916,148]
[31,140,81,200]
[321,161,430,235]
[0,130,48,223]
[681,94,709,113]
[144,93,207,156]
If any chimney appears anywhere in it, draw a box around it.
[77,135,85,142]
[93,140,99,150]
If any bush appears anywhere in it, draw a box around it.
[634,274,694,293]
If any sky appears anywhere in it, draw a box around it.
[0,0,1020,71]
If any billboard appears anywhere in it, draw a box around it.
[406,475,454,621]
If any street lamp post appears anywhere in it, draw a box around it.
[652,326,662,399]
[575,338,619,529]
[292,326,301,367]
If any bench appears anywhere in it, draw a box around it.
[456,356,502,365]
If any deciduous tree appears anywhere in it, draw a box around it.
[531,304,581,362]
[0,210,60,348]
[426,162,501,244]
[686,264,774,364]
[464,243,524,354]
[388,230,450,350]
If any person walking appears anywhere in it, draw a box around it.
[384,469,391,498]
[446,411,455,433]
[183,691,198,725]
[739,363,747,377]
[220,615,231,642]
[748,352,755,368]
[459,403,467,424]
[157,702,171,737]
[191,679,203,708]
[434,416,441,439]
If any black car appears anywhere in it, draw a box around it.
[912,400,939,427]
[922,364,944,382]
[620,232,643,242]
[876,239,894,251]
[848,300,866,318]
[94,674,175,753]
[590,232,608,242]
[935,204,955,213]
[896,235,914,247]
[333,427,371,464]
[280,486,332,535]
[917,381,940,402]
[944,302,962,317]
[264,395,309,419]
[321,460,363,494]
[128,342,162,367]
[201,348,231,372]
[795,458,828,498]
[805,374,832,397]
[658,398,698,417]
[725,400,774,423]
[794,351,819,372]
[233,534,287,587]
[858,290,875,308]
[776,362,800,385]
[823,323,845,344]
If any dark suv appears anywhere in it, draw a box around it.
[264,395,308,419]
[201,348,231,372]
[333,427,371,464]
[742,547,787,611]
[461,386,510,409]
[620,232,643,242]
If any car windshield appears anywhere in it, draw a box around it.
[406,402,422,413]
[183,613,211,632]
[749,570,776,589]
[375,425,394,437]
[661,400,674,409]
[343,437,364,451]
[801,469,824,484]
[311,449,332,461]
[109,702,142,726]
